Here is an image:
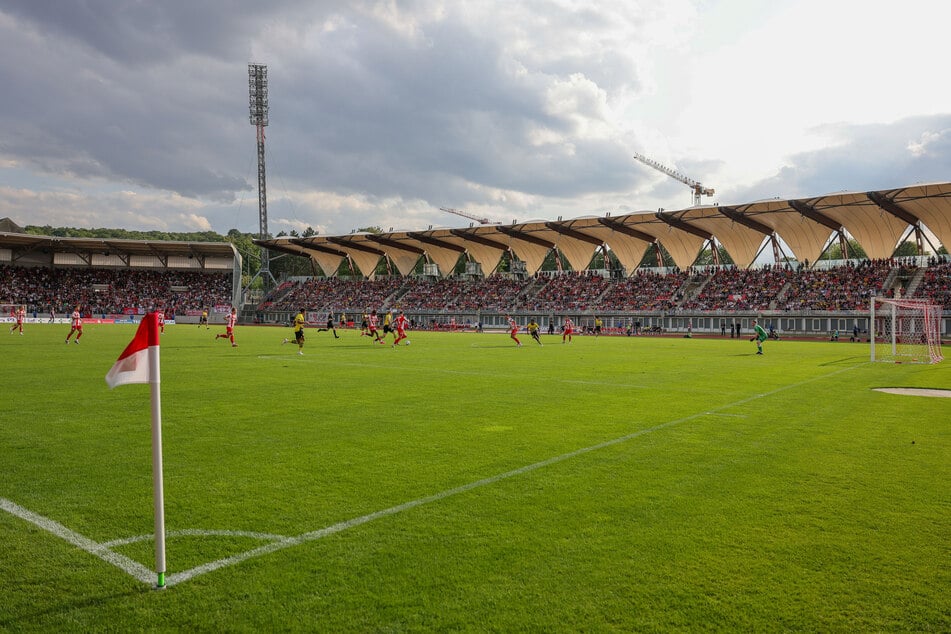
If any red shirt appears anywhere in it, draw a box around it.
[226,312,236,329]
[71,311,83,328]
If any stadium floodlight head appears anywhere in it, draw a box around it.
[248,64,269,127]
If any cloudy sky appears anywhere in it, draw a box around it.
[1,0,949,238]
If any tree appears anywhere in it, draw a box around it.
[893,241,920,257]
[638,243,675,268]
[540,249,569,272]
[821,238,867,260]
[694,244,734,267]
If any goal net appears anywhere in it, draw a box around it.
[870,297,943,364]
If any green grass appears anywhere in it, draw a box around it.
[1,322,949,632]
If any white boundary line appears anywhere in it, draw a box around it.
[1,364,859,588]
[0,497,155,585]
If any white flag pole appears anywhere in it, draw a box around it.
[148,317,167,589]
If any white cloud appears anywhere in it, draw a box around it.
[0,0,948,244]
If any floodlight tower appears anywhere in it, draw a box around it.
[247,63,277,292]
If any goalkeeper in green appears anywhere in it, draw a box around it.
[750,319,768,355]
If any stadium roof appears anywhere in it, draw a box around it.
[0,232,238,268]
[258,181,951,278]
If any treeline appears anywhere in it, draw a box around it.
[25,225,229,242]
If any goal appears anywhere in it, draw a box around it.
[870,297,944,364]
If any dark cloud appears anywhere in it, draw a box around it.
[0,3,947,237]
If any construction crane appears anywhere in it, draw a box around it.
[633,152,715,207]
[439,207,491,225]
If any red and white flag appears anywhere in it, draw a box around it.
[106,313,160,388]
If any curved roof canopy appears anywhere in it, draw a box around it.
[256,182,951,277]
[0,232,238,268]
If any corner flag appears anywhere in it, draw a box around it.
[105,312,167,589]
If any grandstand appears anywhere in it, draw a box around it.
[0,228,241,322]
[250,183,951,337]
[2,182,950,337]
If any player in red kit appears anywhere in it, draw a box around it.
[156,309,165,334]
[65,306,83,344]
[507,315,522,347]
[215,307,238,347]
[9,305,25,335]
[562,317,574,344]
[367,312,384,344]
[392,311,410,346]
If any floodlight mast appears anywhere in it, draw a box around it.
[633,152,715,207]
[246,63,277,295]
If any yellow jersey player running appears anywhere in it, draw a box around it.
[283,308,307,355]
[528,318,542,346]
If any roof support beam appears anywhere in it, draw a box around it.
[788,200,841,231]
[597,217,657,244]
[867,191,940,255]
[544,222,604,246]
[366,234,426,255]
[789,200,850,259]
[716,206,774,235]
[867,191,921,225]
[655,211,713,240]
[449,229,509,251]
[655,211,720,265]
[327,237,386,256]
[495,226,556,249]
[289,239,347,257]
[408,232,467,253]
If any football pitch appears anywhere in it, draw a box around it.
[1,322,949,631]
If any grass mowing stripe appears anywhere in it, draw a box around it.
[259,355,651,388]
[168,362,862,586]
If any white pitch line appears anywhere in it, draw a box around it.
[0,498,154,585]
[101,529,289,548]
[2,363,860,588]
[168,363,860,586]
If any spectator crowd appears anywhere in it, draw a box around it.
[0,264,233,316]
[4,257,948,319]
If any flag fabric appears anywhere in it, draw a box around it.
[106,313,160,388]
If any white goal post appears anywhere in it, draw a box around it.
[870,297,944,364]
